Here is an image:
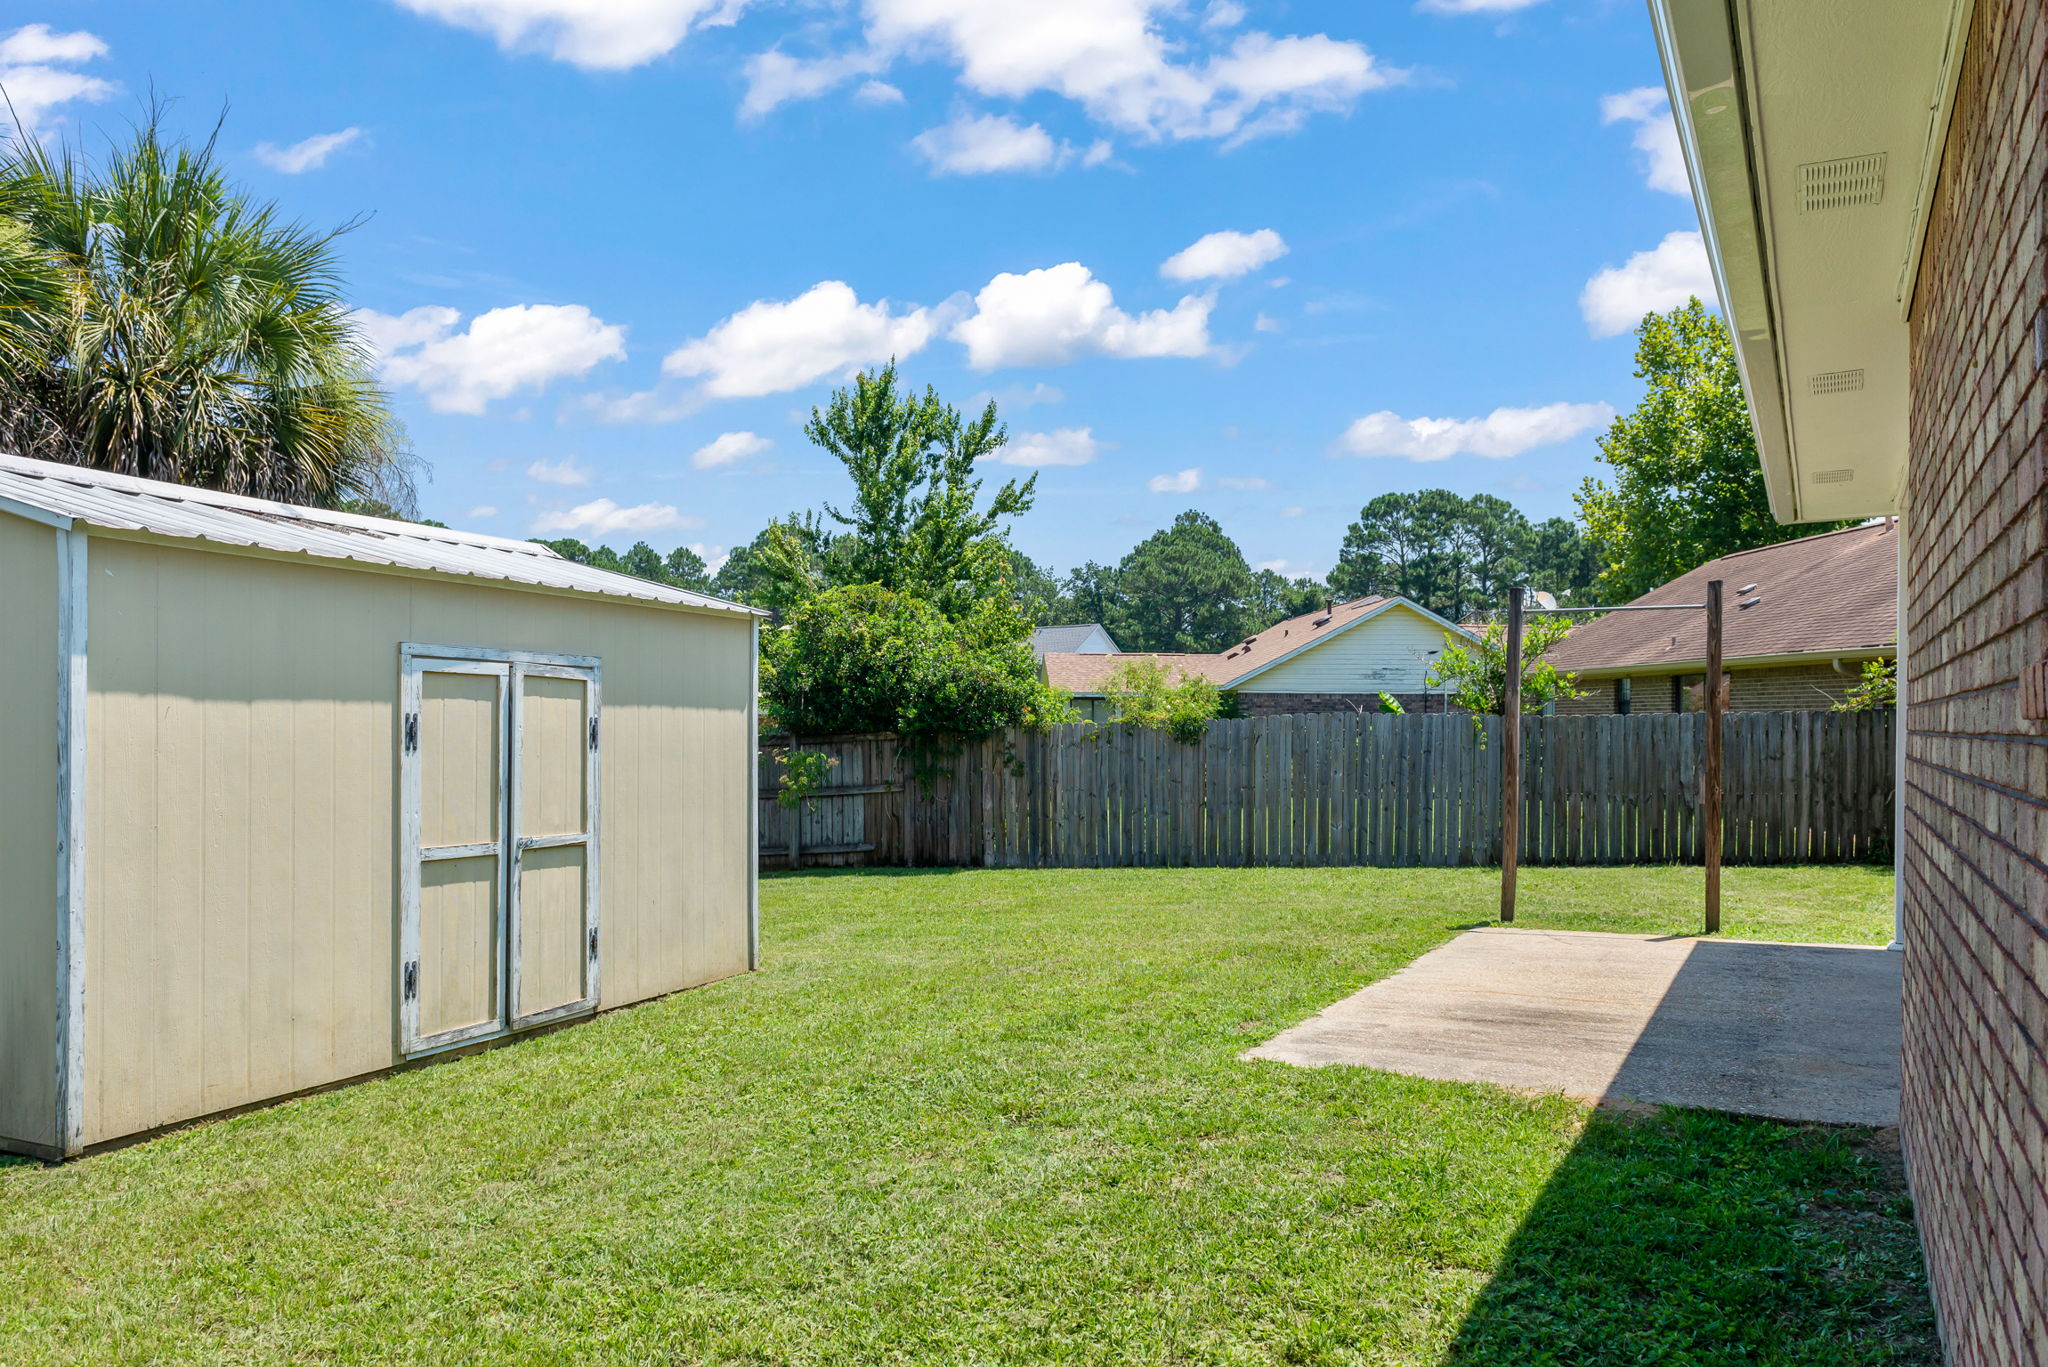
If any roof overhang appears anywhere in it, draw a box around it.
[1647,0,1975,523]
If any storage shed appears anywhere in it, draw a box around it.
[0,453,764,1158]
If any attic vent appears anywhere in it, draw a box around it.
[1799,154,1886,211]
[1740,597,1762,609]
[1808,368,1866,395]
[1811,468,1856,485]
[1736,583,1758,595]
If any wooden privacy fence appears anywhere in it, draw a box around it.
[758,710,1894,870]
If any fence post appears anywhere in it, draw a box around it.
[1501,586,1524,922]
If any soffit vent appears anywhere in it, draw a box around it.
[1799,154,1887,212]
[1811,468,1856,485]
[1809,368,1866,395]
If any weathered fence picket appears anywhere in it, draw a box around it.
[760,710,1894,870]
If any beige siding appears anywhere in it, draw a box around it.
[1236,604,1457,696]
[0,515,59,1152]
[517,845,588,1015]
[82,536,753,1147]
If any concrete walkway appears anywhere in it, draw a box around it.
[1246,928,1901,1126]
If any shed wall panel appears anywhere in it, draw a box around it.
[0,515,59,1151]
[82,537,754,1147]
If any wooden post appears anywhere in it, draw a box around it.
[1704,579,1724,933]
[1501,586,1525,922]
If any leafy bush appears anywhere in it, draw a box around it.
[1427,617,1582,717]
[1102,658,1227,744]
[773,749,838,810]
[1833,657,1896,712]
[1376,691,1406,715]
[761,584,1072,743]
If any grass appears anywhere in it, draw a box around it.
[0,865,1933,1364]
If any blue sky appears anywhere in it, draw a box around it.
[5,1,1715,580]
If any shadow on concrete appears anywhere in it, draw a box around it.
[1441,1107,1938,1363]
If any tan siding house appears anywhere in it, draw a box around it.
[0,455,764,1158]
[1043,596,1473,720]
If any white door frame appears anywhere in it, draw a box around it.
[399,643,602,1058]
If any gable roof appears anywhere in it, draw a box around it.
[1031,623,1120,654]
[1043,595,1475,695]
[0,453,763,617]
[1547,522,1897,675]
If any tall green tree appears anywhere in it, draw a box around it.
[1059,561,1122,627]
[1247,568,1328,628]
[536,537,713,594]
[1578,298,1850,599]
[757,364,1033,617]
[715,516,841,614]
[1330,490,1579,622]
[0,114,414,509]
[1110,511,1256,652]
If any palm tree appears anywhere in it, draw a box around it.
[0,114,417,510]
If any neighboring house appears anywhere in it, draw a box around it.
[1652,0,2045,1354]
[1043,595,1476,721]
[1549,523,1897,714]
[0,454,764,1159]
[1030,623,1121,655]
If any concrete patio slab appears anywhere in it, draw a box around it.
[1245,928,1901,1126]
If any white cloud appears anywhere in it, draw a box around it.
[359,303,626,414]
[763,2,1400,146]
[1217,475,1269,490]
[691,430,771,469]
[690,542,731,575]
[1148,467,1202,493]
[854,80,904,105]
[990,427,1101,467]
[1253,312,1281,333]
[391,0,744,70]
[527,455,592,486]
[531,499,701,536]
[912,113,1060,175]
[0,24,115,136]
[1337,401,1614,461]
[1580,230,1718,337]
[1416,0,1544,12]
[1600,86,1688,196]
[742,48,884,119]
[1279,506,1305,518]
[1160,228,1288,281]
[952,262,1212,370]
[467,504,500,518]
[253,127,362,174]
[662,280,934,398]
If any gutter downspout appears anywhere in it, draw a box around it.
[1891,516,1906,952]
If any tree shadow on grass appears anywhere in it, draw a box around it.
[1444,1108,1939,1365]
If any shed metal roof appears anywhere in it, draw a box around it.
[0,453,763,617]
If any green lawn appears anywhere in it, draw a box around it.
[0,866,1934,1365]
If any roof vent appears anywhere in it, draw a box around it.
[1312,614,1333,628]
[1799,153,1886,212]
[1809,368,1865,395]
[1736,583,1758,595]
[1740,596,1762,609]
[1812,468,1856,485]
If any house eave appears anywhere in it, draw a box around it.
[1646,0,1974,525]
[1562,644,1896,679]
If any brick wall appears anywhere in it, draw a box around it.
[1552,660,1883,715]
[1900,0,2048,1360]
[1232,691,1446,717]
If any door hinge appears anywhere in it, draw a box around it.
[403,712,419,753]
[402,960,419,1001]
[587,926,599,960]
[588,714,600,751]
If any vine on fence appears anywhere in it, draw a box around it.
[775,749,839,811]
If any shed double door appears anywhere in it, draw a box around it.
[400,649,601,1057]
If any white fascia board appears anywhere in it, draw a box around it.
[1647,0,1966,526]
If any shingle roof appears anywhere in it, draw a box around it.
[1546,522,1897,674]
[0,454,763,616]
[1043,595,1472,694]
[1031,623,1120,654]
